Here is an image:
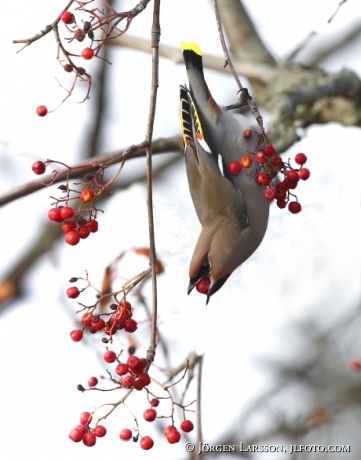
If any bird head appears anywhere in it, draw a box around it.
[188,222,253,304]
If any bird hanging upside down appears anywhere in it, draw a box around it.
[180,42,270,304]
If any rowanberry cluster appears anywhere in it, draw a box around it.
[34,8,100,116]
[32,159,106,245]
[69,412,107,447]
[228,136,310,214]
[67,276,195,451]
[47,193,98,246]
[69,296,137,340]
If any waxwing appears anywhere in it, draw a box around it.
[180,42,270,303]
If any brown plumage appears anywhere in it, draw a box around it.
[180,42,270,303]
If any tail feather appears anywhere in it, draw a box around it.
[181,42,204,76]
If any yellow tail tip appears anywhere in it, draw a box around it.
[181,42,202,56]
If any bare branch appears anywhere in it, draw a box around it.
[307,20,361,66]
[196,356,204,456]
[212,0,265,134]
[328,0,348,23]
[145,0,161,368]
[107,35,277,83]
[212,0,276,66]
[0,136,182,207]
[12,0,75,50]
[265,67,361,151]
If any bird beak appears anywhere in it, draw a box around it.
[205,274,231,304]
[187,278,197,295]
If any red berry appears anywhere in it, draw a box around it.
[94,425,106,437]
[61,11,74,24]
[350,357,361,371]
[150,398,159,407]
[166,429,181,444]
[124,319,137,333]
[164,425,177,436]
[83,431,96,447]
[130,361,146,375]
[86,219,98,233]
[133,378,145,391]
[255,151,266,164]
[82,313,93,327]
[271,155,283,169]
[69,428,83,442]
[76,424,88,435]
[119,428,132,441]
[127,355,140,371]
[123,375,135,388]
[284,178,298,189]
[196,278,210,294]
[180,420,194,432]
[275,185,287,201]
[115,363,129,376]
[82,48,94,60]
[114,302,132,323]
[140,436,154,450]
[67,287,79,299]
[295,153,307,164]
[263,145,276,158]
[91,317,105,331]
[62,220,76,233]
[104,350,117,363]
[80,188,95,203]
[277,200,287,209]
[88,376,98,387]
[275,181,288,191]
[256,173,271,186]
[80,412,92,425]
[240,155,252,168]
[243,129,253,139]
[70,330,83,342]
[60,206,74,219]
[103,323,118,336]
[65,231,80,246]
[228,161,242,175]
[263,188,276,201]
[78,225,90,239]
[287,170,299,182]
[48,208,64,223]
[143,408,157,422]
[288,201,302,214]
[32,160,46,175]
[298,168,310,180]
[36,105,48,117]
[138,373,151,386]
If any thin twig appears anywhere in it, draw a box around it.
[196,356,203,458]
[145,0,161,368]
[212,0,264,133]
[12,0,75,50]
[328,0,348,23]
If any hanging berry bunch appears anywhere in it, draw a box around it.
[66,267,195,451]
[227,132,310,214]
[13,1,143,113]
[33,159,103,245]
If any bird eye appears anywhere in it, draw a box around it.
[201,260,211,270]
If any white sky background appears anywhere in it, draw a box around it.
[0,1,361,459]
